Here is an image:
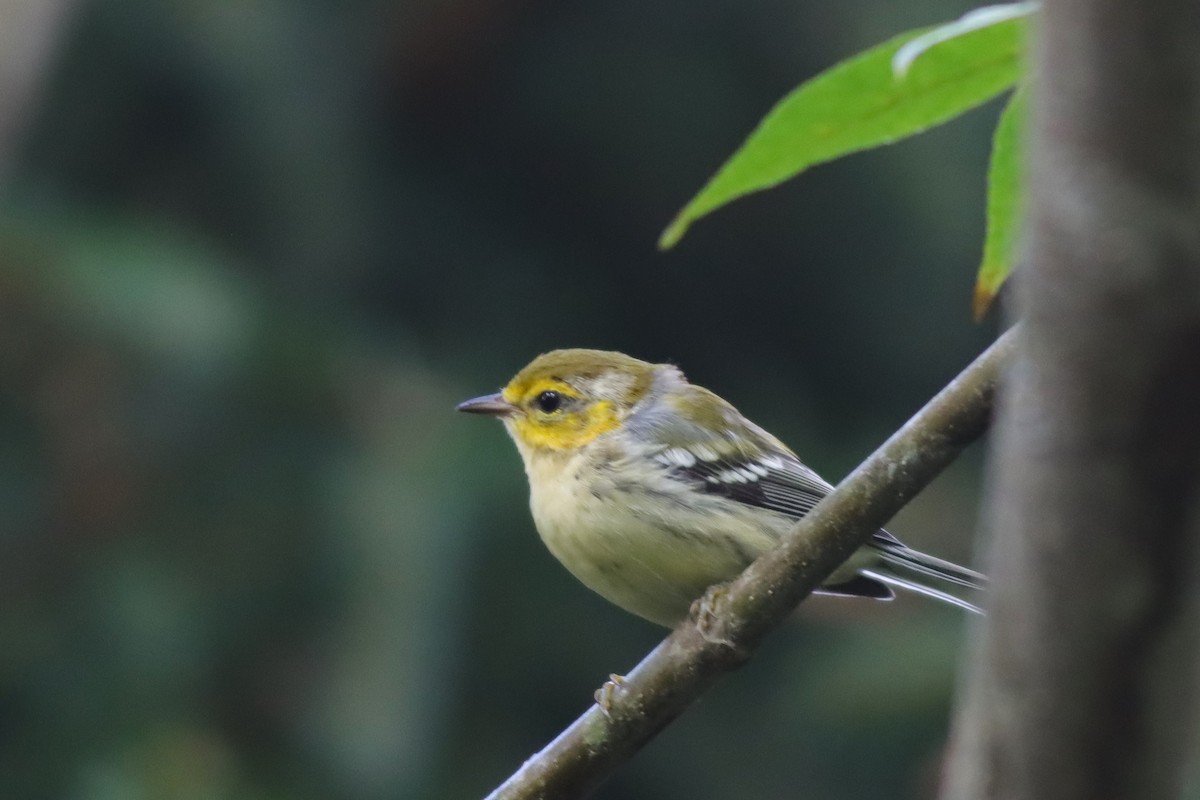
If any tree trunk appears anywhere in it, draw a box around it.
[942,1,1200,798]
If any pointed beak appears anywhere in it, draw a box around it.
[456,392,517,417]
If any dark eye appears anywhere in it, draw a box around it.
[534,390,563,413]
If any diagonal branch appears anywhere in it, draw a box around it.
[485,326,1016,800]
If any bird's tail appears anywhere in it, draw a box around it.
[862,540,987,614]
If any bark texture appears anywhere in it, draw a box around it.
[943,2,1200,798]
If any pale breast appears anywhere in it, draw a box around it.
[524,449,789,625]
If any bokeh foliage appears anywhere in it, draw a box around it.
[1,1,998,798]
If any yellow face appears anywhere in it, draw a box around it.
[501,376,620,451]
[458,349,657,451]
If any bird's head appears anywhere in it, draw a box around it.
[457,349,665,453]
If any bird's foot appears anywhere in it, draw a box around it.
[594,673,626,718]
[691,583,739,650]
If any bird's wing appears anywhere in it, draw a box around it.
[631,383,903,546]
[670,446,834,519]
[630,383,841,520]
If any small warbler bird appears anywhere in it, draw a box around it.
[458,349,984,626]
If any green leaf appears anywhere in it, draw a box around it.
[893,3,1038,78]
[660,13,1028,249]
[974,87,1026,320]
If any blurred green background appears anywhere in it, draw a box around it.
[0,1,1001,798]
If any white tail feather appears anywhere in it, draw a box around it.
[859,568,983,615]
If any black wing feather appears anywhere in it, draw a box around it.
[662,448,904,598]
[673,452,904,555]
[675,452,831,519]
